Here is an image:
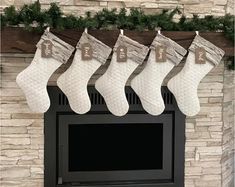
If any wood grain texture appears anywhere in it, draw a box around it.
[77,32,112,64]
[113,34,149,65]
[36,30,75,64]
[150,34,187,65]
[189,35,225,66]
[1,27,234,57]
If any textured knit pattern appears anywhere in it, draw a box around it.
[16,30,74,113]
[57,50,103,114]
[16,50,63,113]
[131,33,187,116]
[167,52,215,116]
[95,53,140,116]
[95,34,148,116]
[131,50,175,115]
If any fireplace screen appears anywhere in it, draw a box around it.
[45,86,185,187]
[68,123,163,171]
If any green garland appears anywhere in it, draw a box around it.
[0,1,234,70]
[0,1,234,41]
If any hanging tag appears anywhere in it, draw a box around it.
[156,45,167,62]
[41,40,52,58]
[117,45,127,62]
[81,43,93,60]
[195,47,206,64]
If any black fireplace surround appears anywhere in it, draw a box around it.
[45,86,185,187]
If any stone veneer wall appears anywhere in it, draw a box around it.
[222,68,235,187]
[0,53,234,187]
[0,0,234,17]
[1,2,234,187]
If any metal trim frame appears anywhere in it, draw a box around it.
[59,113,172,182]
[44,86,185,187]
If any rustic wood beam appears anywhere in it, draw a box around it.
[1,27,234,56]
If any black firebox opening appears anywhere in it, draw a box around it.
[69,123,163,172]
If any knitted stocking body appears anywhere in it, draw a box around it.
[95,33,149,116]
[16,30,74,113]
[131,34,187,115]
[167,35,225,116]
[57,31,112,114]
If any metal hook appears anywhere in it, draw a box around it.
[155,27,162,35]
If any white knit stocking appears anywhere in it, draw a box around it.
[95,33,149,116]
[131,34,187,115]
[57,31,112,114]
[167,35,225,116]
[16,30,74,113]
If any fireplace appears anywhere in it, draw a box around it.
[44,86,185,187]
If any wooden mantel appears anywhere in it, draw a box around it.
[1,27,234,56]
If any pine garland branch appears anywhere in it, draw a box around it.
[0,1,234,69]
[1,1,234,40]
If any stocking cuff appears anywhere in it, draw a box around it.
[77,32,112,65]
[189,35,225,66]
[113,34,149,65]
[36,30,75,64]
[150,34,187,65]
